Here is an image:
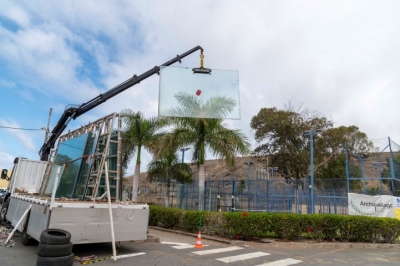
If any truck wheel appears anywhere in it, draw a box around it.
[37,242,73,257]
[21,230,37,246]
[36,253,74,266]
[40,229,71,245]
[0,198,9,222]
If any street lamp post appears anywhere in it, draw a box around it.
[244,162,253,211]
[180,147,190,163]
[43,107,52,142]
[303,129,322,214]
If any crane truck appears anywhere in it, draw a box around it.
[0,46,203,245]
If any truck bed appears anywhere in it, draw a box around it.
[7,194,149,244]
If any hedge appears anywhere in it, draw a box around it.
[149,206,400,243]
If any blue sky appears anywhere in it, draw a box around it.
[2,1,400,173]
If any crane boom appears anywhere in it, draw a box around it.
[39,45,203,161]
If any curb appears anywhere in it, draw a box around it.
[148,226,232,244]
[148,226,400,249]
[136,235,160,244]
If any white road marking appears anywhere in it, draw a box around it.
[255,258,303,266]
[111,252,146,259]
[161,241,190,246]
[172,245,209,249]
[192,246,244,255]
[216,251,270,263]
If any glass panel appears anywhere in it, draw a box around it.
[85,132,118,198]
[158,66,241,119]
[73,131,100,198]
[44,165,64,195]
[53,133,89,198]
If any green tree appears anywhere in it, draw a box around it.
[251,104,333,180]
[315,125,373,180]
[121,109,166,201]
[321,125,375,157]
[163,93,251,210]
[147,151,193,207]
[314,154,363,191]
[251,104,374,182]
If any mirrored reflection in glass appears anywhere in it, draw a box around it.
[159,66,240,119]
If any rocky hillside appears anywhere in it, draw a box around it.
[123,153,393,190]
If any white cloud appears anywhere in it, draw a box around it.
[0,119,37,152]
[0,79,15,89]
[1,5,30,27]
[1,0,400,171]
[0,151,14,170]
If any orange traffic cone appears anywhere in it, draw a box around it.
[194,231,204,248]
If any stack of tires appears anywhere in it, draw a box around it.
[36,228,74,266]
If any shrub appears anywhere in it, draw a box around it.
[149,206,400,243]
[380,218,400,244]
[180,210,209,233]
[270,213,304,240]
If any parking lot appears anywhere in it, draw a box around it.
[2,227,400,266]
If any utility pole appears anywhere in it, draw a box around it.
[44,108,52,142]
[303,129,322,214]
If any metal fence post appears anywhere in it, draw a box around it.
[388,137,396,195]
[232,180,235,212]
[266,178,270,212]
[345,142,350,193]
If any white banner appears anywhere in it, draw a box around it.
[393,197,400,209]
[348,193,394,218]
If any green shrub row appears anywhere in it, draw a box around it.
[149,206,400,243]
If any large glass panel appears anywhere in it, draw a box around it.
[53,133,89,198]
[44,165,64,195]
[158,66,241,119]
[94,134,117,198]
[73,131,100,198]
[84,132,118,198]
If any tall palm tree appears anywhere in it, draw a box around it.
[120,109,166,201]
[147,151,193,207]
[164,93,251,210]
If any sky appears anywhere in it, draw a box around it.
[1,0,400,174]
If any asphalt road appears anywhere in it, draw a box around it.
[1,229,400,266]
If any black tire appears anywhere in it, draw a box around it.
[37,242,73,257]
[0,198,9,222]
[40,229,71,245]
[36,253,74,266]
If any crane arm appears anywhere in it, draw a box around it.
[39,45,203,161]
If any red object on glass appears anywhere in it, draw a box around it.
[196,90,202,96]
[242,212,248,217]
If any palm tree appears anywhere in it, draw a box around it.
[164,93,251,210]
[120,109,166,201]
[147,151,193,207]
